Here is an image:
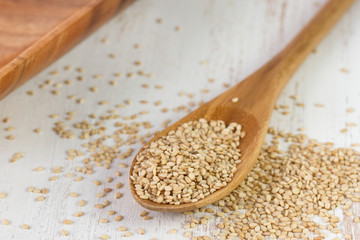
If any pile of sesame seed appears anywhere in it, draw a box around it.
[182,127,360,240]
[131,118,244,205]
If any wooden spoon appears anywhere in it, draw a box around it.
[129,0,354,212]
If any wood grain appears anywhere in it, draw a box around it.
[0,0,134,100]
[129,0,354,212]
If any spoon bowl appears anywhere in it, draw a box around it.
[129,0,354,212]
[130,105,262,212]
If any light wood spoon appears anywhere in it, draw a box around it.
[129,0,354,212]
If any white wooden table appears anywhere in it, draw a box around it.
[1,0,360,239]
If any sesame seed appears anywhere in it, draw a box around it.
[143,216,152,220]
[0,192,7,199]
[100,234,110,240]
[6,135,15,140]
[33,128,42,134]
[62,219,73,225]
[74,212,84,217]
[78,200,86,207]
[21,224,30,229]
[99,218,109,223]
[60,229,68,236]
[138,228,145,235]
[341,68,349,73]
[35,196,45,202]
[69,192,79,197]
[1,219,10,225]
[168,229,177,234]
[231,97,239,103]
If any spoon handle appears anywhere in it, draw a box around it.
[223,0,354,121]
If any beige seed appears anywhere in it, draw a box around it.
[1,219,10,225]
[21,224,30,229]
[69,192,79,197]
[0,192,7,199]
[231,97,239,103]
[115,192,123,199]
[140,211,148,217]
[100,234,110,240]
[60,229,68,236]
[115,215,123,221]
[341,128,348,133]
[74,176,83,182]
[33,128,42,134]
[138,228,145,235]
[117,226,127,231]
[33,167,44,172]
[62,219,73,225]
[6,135,15,140]
[49,176,58,181]
[124,232,132,237]
[99,218,109,223]
[168,229,177,234]
[94,180,101,186]
[78,200,86,207]
[36,196,45,202]
[107,210,116,215]
[74,212,84,217]
[341,68,349,73]
[347,107,355,113]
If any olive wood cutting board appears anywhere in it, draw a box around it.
[0,0,134,100]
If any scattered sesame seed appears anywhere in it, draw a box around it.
[69,192,79,197]
[99,218,109,223]
[100,234,110,240]
[60,229,68,236]
[341,68,349,73]
[231,97,239,103]
[33,128,42,134]
[0,192,7,199]
[78,200,87,207]
[74,212,84,217]
[138,228,145,235]
[1,219,10,225]
[62,219,73,225]
[21,224,30,229]
[101,38,109,44]
[35,196,45,202]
